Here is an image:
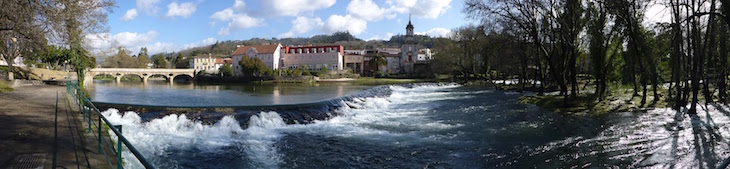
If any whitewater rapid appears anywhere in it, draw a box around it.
[101,83,465,168]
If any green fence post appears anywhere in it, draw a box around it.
[114,125,123,169]
[87,101,92,132]
[98,111,102,152]
[81,98,86,122]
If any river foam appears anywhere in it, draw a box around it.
[101,83,464,168]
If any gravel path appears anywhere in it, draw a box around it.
[0,85,110,168]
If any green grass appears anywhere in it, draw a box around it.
[518,83,670,116]
[0,80,13,93]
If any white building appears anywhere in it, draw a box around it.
[418,48,432,61]
[190,54,222,74]
[0,55,25,67]
[231,44,282,76]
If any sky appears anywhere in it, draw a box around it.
[87,0,471,55]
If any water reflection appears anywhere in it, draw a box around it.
[88,80,371,106]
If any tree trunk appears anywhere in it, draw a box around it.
[719,16,728,103]
[690,7,701,114]
[672,0,683,109]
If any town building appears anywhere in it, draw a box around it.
[280,45,344,71]
[400,16,417,74]
[418,48,432,61]
[190,54,222,74]
[230,44,282,76]
[344,50,365,74]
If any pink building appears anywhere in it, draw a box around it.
[280,45,344,71]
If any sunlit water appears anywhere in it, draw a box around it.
[96,82,730,168]
[88,80,371,106]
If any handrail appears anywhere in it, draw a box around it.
[66,81,155,169]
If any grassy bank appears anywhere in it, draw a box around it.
[517,84,670,116]
[0,80,13,93]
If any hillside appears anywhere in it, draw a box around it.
[169,32,437,58]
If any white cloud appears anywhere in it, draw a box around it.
[228,14,261,29]
[148,42,177,54]
[278,16,324,38]
[367,32,394,41]
[323,15,367,35]
[347,0,396,21]
[166,2,197,18]
[210,2,263,36]
[643,3,671,27]
[217,27,230,36]
[261,0,336,16]
[182,37,217,49]
[387,0,452,19]
[211,9,235,21]
[417,27,453,37]
[137,0,161,15]
[114,31,158,47]
[120,9,138,21]
[233,0,246,12]
[85,32,217,56]
[84,33,113,50]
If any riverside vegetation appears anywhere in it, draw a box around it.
[433,0,730,115]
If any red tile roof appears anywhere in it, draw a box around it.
[232,44,279,55]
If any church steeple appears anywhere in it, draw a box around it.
[406,14,414,36]
[405,14,414,44]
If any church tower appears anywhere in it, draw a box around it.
[400,15,416,74]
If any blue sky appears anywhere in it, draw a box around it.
[88,0,471,55]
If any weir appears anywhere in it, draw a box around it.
[91,85,395,126]
[66,81,155,169]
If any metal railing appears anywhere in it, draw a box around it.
[66,81,155,169]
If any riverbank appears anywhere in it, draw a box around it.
[488,81,672,116]
[0,80,13,93]
[0,85,108,168]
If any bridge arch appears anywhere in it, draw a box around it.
[92,73,117,82]
[85,68,196,86]
[172,74,194,82]
[119,74,143,82]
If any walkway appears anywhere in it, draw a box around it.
[0,85,112,168]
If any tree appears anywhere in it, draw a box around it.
[368,53,387,74]
[137,47,150,68]
[238,55,267,77]
[219,64,233,77]
[152,54,167,68]
[37,45,70,70]
[101,47,138,68]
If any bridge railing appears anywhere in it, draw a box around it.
[66,81,155,169]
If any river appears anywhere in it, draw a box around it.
[90,80,730,168]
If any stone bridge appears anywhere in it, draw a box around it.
[85,68,195,84]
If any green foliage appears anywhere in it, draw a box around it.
[151,54,167,68]
[137,47,150,68]
[320,67,330,75]
[0,80,13,93]
[238,55,268,77]
[35,45,70,70]
[431,26,491,79]
[368,53,387,74]
[171,53,189,68]
[219,64,233,77]
[101,47,141,68]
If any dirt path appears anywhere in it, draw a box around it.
[0,85,111,169]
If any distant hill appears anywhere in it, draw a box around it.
[166,31,437,59]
